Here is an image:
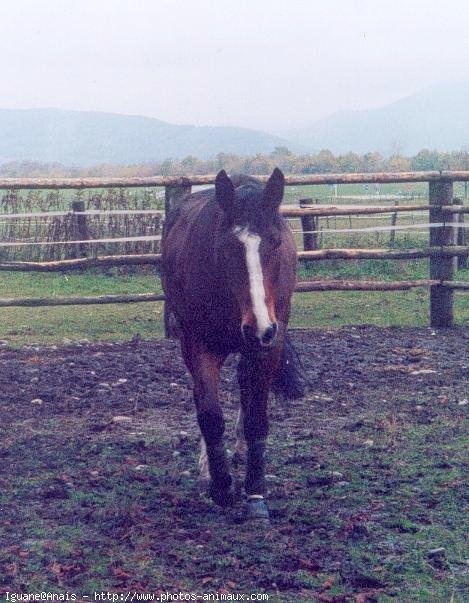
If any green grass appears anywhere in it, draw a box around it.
[0,261,467,346]
[0,271,164,346]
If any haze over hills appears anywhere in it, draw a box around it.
[280,81,469,156]
[0,108,296,166]
[0,81,468,166]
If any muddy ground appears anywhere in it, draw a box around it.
[0,327,467,602]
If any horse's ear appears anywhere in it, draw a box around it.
[215,170,235,215]
[263,167,285,212]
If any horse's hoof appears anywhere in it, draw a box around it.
[244,498,270,526]
[209,478,235,508]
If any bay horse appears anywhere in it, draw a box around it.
[161,168,303,523]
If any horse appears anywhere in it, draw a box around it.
[161,168,303,523]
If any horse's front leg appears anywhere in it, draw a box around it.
[238,349,281,523]
[181,338,233,507]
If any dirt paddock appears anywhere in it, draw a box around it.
[0,327,467,601]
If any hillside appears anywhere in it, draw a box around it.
[281,81,469,155]
[0,108,292,166]
[1,81,468,166]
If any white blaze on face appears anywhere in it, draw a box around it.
[234,226,271,337]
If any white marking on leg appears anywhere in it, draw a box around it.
[198,438,209,481]
[234,227,270,338]
[234,406,247,460]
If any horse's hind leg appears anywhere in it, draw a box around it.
[181,337,233,507]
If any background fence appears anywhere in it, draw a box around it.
[0,171,468,329]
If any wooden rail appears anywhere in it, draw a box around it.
[281,204,432,217]
[1,170,469,189]
[1,246,468,272]
[1,278,467,308]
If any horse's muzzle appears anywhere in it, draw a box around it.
[242,322,278,348]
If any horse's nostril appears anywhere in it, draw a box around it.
[243,323,278,346]
[261,323,278,345]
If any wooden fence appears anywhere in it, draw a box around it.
[0,171,468,329]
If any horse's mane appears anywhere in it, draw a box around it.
[229,174,262,189]
[163,173,289,240]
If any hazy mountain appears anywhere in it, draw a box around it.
[0,108,294,166]
[1,82,467,166]
[281,81,469,155]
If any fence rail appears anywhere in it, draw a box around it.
[1,246,469,272]
[1,171,468,329]
[1,170,469,189]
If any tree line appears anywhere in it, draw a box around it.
[1,148,469,178]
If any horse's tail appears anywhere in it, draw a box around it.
[272,331,305,400]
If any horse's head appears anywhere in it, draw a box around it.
[215,168,289,349]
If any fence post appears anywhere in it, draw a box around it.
[389,199,399,247]
[163,178,192,337]
[454,198,467,270]
[299,198,318,251]
[71,199,89,259]
[429,179,454,327]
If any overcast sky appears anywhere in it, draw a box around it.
[1,0,468,131]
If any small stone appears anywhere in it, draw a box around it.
[112,415,132,423]
[332,471,343,478]
[336,481,350,487]
[170,382,179,387]
[172,450,181,457]
[411,369,437,376]
[30,377,39,383]
[428,547,445,558]
[415,405,424,411]
[31,398,43,405]
[90,371,96,376]
[98,382,110,388]
[265,474,278,480]
[22,539,41,548]
[79,339,90,344]
[181,470,191,477]
[134,464,148,471]
[458,399,468,406]
[363,439,374,446]
[179,430,189,438]
[117,378,128,384]
[89,470,99,476]
[0,340,8,346]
